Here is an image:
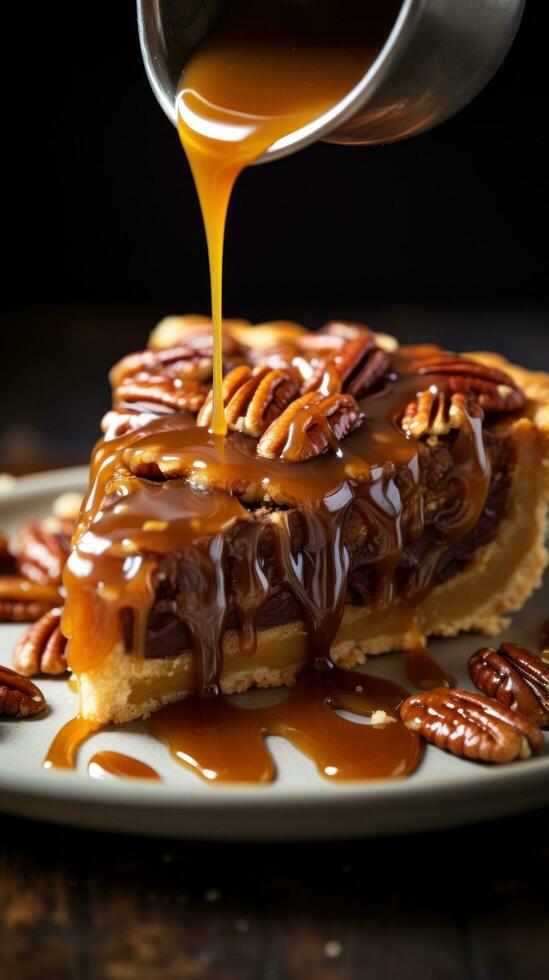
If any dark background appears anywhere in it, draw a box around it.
[1,0,548,469]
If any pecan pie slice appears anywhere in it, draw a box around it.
[63,317,549,725]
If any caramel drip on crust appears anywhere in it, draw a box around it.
[228,522,269,658]
[273,493,352,665]
[63,346,493,702]
[149,664,421,783]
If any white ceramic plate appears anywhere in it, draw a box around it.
[0,467,548,840]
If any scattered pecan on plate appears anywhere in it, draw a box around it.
[400,688,543,763]
[469,643,549,728]
[0,665,46,718]
[12,607,68,677]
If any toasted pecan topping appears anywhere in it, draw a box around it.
[400,689,543,763]
[111,343,216,388]
[110,344,217,417]
[115,376,208,415]
[400,390,469,439]
[256,391,363,461]
[414,355,525,414]
[197,364,301,437]
[469,643,549,728]
[12,607,68,677]
[302,336,391,400]
[0,665,46,718]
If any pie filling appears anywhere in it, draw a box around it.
[131,429,511,663]
[61,318,549,724]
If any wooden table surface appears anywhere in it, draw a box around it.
[1,804,548,980]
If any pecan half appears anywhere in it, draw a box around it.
[0,665,46,717]
[256,391,363,461]
[413,355,525,414]
[400,390,469,439]
[111,343,213,388]
[197,364,301,437]
[0,577,61,623]
[302,336,391,399]
[12,607,68,677]
[469,643,549,728]
[115,376,208,414]
[17,518,72,587]
[400,689,543,763]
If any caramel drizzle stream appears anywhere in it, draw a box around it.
[176,0,399,432]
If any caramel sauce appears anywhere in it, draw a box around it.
[150,663,420,783]
[405,640,453,691]
[43,717,98,769]
[43,724,160,780]
[176,0,400,432]
[87,752,161,781]
[44,665,418,782]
